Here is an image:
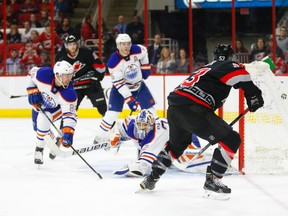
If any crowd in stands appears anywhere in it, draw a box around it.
[1,1,288,75]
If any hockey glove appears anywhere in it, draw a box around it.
[27,87,43,109]
[125,96,139,111]
[141,64,151,79]
[61,127,74,147]
[245,91,264,112]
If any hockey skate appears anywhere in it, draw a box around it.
[49,137,60,159]
[140,174,159,190]
[203,166,231,200]
[34,147,44,165]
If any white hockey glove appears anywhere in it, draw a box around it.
[114,160,150,177]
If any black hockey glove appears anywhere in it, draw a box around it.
[245,91,264,112]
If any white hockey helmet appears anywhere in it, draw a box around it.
[116,33,131,51]
[135,109,155,133]
[53,60,74,88]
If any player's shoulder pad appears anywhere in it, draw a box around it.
[60,82,77,102]
[130,44,143,55]
[36,67,54,85]
[107,52,122,69]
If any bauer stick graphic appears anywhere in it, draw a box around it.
[39,107,103,179]
[173,108,249,171]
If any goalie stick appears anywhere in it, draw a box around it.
[172,108,249,171]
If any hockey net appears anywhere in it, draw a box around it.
[227,61,288,174]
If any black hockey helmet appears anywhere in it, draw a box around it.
[213,43,235,61]
[64,35,78,47]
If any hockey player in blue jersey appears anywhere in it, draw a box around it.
[94,33,156,145]
[27,60,78,165]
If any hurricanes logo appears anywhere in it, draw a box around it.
[73,61,86,74]
[124,64,139,79]
[42,92,57,108]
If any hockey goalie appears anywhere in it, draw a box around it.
[112,109,204,177]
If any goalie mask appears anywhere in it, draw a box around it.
[54,60,74,88]
[213,43,235,61]
[135,109,155,139]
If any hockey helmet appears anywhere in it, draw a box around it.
[64,35,78,48]
[54,60,74,88]
[135,109,155,133]
[213,43,235,61]
[116,33,131,51]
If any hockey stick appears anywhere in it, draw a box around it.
[173,108,249,171]
[44,135,123,158]
[10,94,28,99]
[39,107,103,179]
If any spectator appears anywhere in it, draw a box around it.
[20,46,43,74]
[19,39,37,58]
[21,21,32,43]
[18,0,39,13]
[250,37,268,61]
[126,15,144,44]
[81,13,96,41]
[56,17,76,41]
[113,15,127,34]
[148,34,163,66]
[29,29,40,49]
[35,21,62,66]
[95,18,109,40]
[40,10,50,27]
[30,13,42,28]
[235,39,249,53]
[276,25,288,63]
[8,0,21,14]
[156,47,175,74]
[6,48,21,75]
[54,0,68,20]
[173,48,191,74]
[266,36,286,74]
[103,28,119,63]
[7,23,21,43]
[0,31,3,43]
[235,39,249,63]
[6,5,18,27]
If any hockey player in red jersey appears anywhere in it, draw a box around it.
[140,44,264,199]
[27,61,78,165]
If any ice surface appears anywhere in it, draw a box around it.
[0,118,287,216]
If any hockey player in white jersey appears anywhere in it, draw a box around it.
[26,60,78,165]
[113,109,202,177]
[113,109,168,177]
[94,33,156,145]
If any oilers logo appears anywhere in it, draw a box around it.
[42,92,57,108]
[124,64,139,80]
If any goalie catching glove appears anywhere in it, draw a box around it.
[60,127,74,147]
[245,90,264,112]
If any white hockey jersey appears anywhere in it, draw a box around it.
[107,44,151,99]
[27,66,77,129]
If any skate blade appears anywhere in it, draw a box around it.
[203,189,230,200]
